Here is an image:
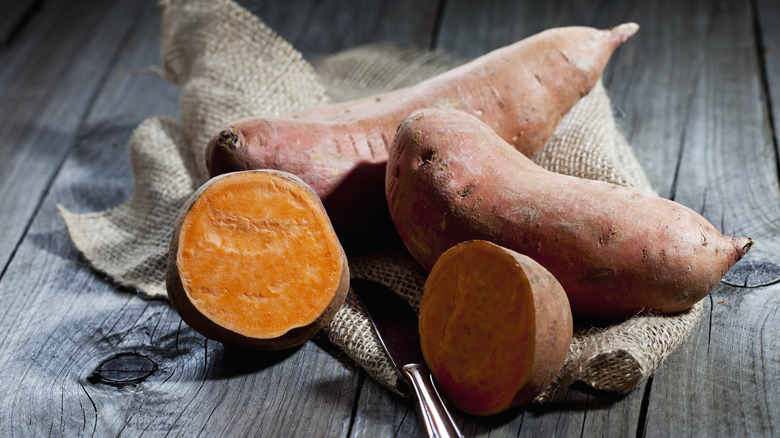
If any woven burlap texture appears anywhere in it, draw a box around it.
[59,0,701,402]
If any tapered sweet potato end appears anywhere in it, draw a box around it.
[166,169,349,351]
[205,119,278,180]
[419,240,572,416]
[206,126,234,177]
[736,237,754,259]
[608,22,639,44]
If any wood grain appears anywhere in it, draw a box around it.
[756,0,780,155]
[638,0,780,436]
[0,0,143,274]
[0,0,40,45]
[237,0,442,59]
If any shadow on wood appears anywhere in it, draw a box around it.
[214,343,303,379]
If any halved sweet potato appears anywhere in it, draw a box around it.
[419,240,573,416]
[166,169,349,350]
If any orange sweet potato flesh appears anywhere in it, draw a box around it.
[206,24,639,245]
[420,240,573,416]
[166,169,349,350]
[387,108,753,320]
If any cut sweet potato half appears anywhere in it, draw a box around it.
[166,169,349,350]
[419,240,572,416]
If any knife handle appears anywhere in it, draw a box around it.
[401,363,464,438]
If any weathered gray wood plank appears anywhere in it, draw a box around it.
[350,378,423,438]
[0,0,39,45]
[603,0,731,200]
[639,0,780,435]
[0,0,143,276]
[238,0,442,59]
[644,285,780,437]
[435,0,636,59]
[756,0,780,168]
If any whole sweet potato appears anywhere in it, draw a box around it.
[386,108,752,319]
[207,24,638,244]
[420,240,572,416]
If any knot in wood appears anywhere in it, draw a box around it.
[87,352,157,387]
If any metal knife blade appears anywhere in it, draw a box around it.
[351,278,424,368]
[351,278,463,438]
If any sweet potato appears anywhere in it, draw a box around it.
[206,24,639,244]
[419,240,572,416]
[386,108,753,319]
[166,169,349,350]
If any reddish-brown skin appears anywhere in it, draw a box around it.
[206,24,639,245]
[386,108,753,320]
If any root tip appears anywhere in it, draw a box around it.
[741,237,755,255]
[611,22,640,41]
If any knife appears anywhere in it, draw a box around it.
[351,278,464,438]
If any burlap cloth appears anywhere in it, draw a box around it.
[60,0,703,403]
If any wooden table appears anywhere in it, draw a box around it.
[2,0,779,436]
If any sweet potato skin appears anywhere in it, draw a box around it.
[166,169,350,350]
[206,24,639,243]
[386,108,753,319]
[420,240,572,416]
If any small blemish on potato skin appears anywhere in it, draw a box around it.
[457,182,477,198]
[587,268,614,279]
[420,149,435,165]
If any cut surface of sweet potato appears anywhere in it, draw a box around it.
[166,170,349,350]
[419,240,572,416]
